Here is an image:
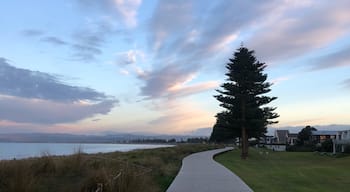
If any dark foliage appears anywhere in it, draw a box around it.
[286,144,317,152]
[344,145,350,153]
[210,111,239,143]
[297,125,317,145]
[320,139,333,152]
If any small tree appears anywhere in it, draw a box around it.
[212,46,278,159]
[297,125,317,145]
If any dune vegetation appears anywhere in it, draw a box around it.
[0,144,220,192]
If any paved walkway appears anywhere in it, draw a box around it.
[167,147,253,192]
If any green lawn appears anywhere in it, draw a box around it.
[215,148,350,192]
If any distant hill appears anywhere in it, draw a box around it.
[1,125,347,142]
[267,124,350,135]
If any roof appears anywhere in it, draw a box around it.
[275,130,289,138]
[338,130,350,133]
[311,131,338,136]
[288,133,298,137]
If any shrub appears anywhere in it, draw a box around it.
[344,145,350,153]
[286,144,316,152]
[320,139,333,152]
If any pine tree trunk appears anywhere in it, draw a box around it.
[241,125,248,159]
[241,98,248,159]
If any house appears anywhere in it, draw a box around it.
[334,130,350,152]
[275,130,289,144]
[262,130,291,151]
[260,135,274,144]
[262,128,350,153]
[336,130,350,141]
[311,130,337,143]
[287,133,298,145]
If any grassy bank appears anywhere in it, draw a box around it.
[0,144,220,192]
[215,148,350,192]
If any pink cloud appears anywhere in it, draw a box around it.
[140,64,218,99]
[249,0,350,62]
[271,76,290,85]
[113,0,142,27]
[149,100,215,134]
[168,81,219,98]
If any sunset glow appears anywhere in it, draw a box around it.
[0,0,349,135]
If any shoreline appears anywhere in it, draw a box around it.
[0,142,175,161]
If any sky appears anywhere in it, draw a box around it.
[0,0,349,135]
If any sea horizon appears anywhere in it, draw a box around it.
[0,142,173,160]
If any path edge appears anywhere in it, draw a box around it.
[212,146,235,160]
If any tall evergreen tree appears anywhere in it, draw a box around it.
[211,46,278,159]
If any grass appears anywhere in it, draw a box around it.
[215,148,350,192]
[0,144,220,192]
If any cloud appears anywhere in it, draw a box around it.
[149,0,193,52]
[138,1,299,134]
[150,0,279,59]
[186,127,212,136]
[139,64,216,99]
[133,65,146,78]
[0,58,108,102]
[117,49,143,65]
[21,20,119,62]
[342,78,350,89]
[119,69,130,75]
[311,45,350,70]
[21,29,44,37]
[0,95,115,124]
[148,100,215,134]
[41,36,68,46]
[140,64,192,98]
[70,18,119,61]
[141,0,350,102]
[248,0,350,62]
[71,43,102,61]
[168,81,219,98]
[77,0,142,28]
[193,1,278,56]
[0,58,117,124]
[141,1,278,100]
[271,76,290,85]
[113,0,142,27]
[124,50,137,64]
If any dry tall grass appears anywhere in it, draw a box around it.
[0,144,220,192]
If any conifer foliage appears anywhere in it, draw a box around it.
[210,46,279,159]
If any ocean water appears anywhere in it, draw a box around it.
[0,143,173,160]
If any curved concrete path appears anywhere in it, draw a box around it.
[167,147,253,192]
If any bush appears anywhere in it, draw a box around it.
[286,144,316,152]
[344,145,350,153]
[320,139,333,152]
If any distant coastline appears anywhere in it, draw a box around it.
[0,132,208,144]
